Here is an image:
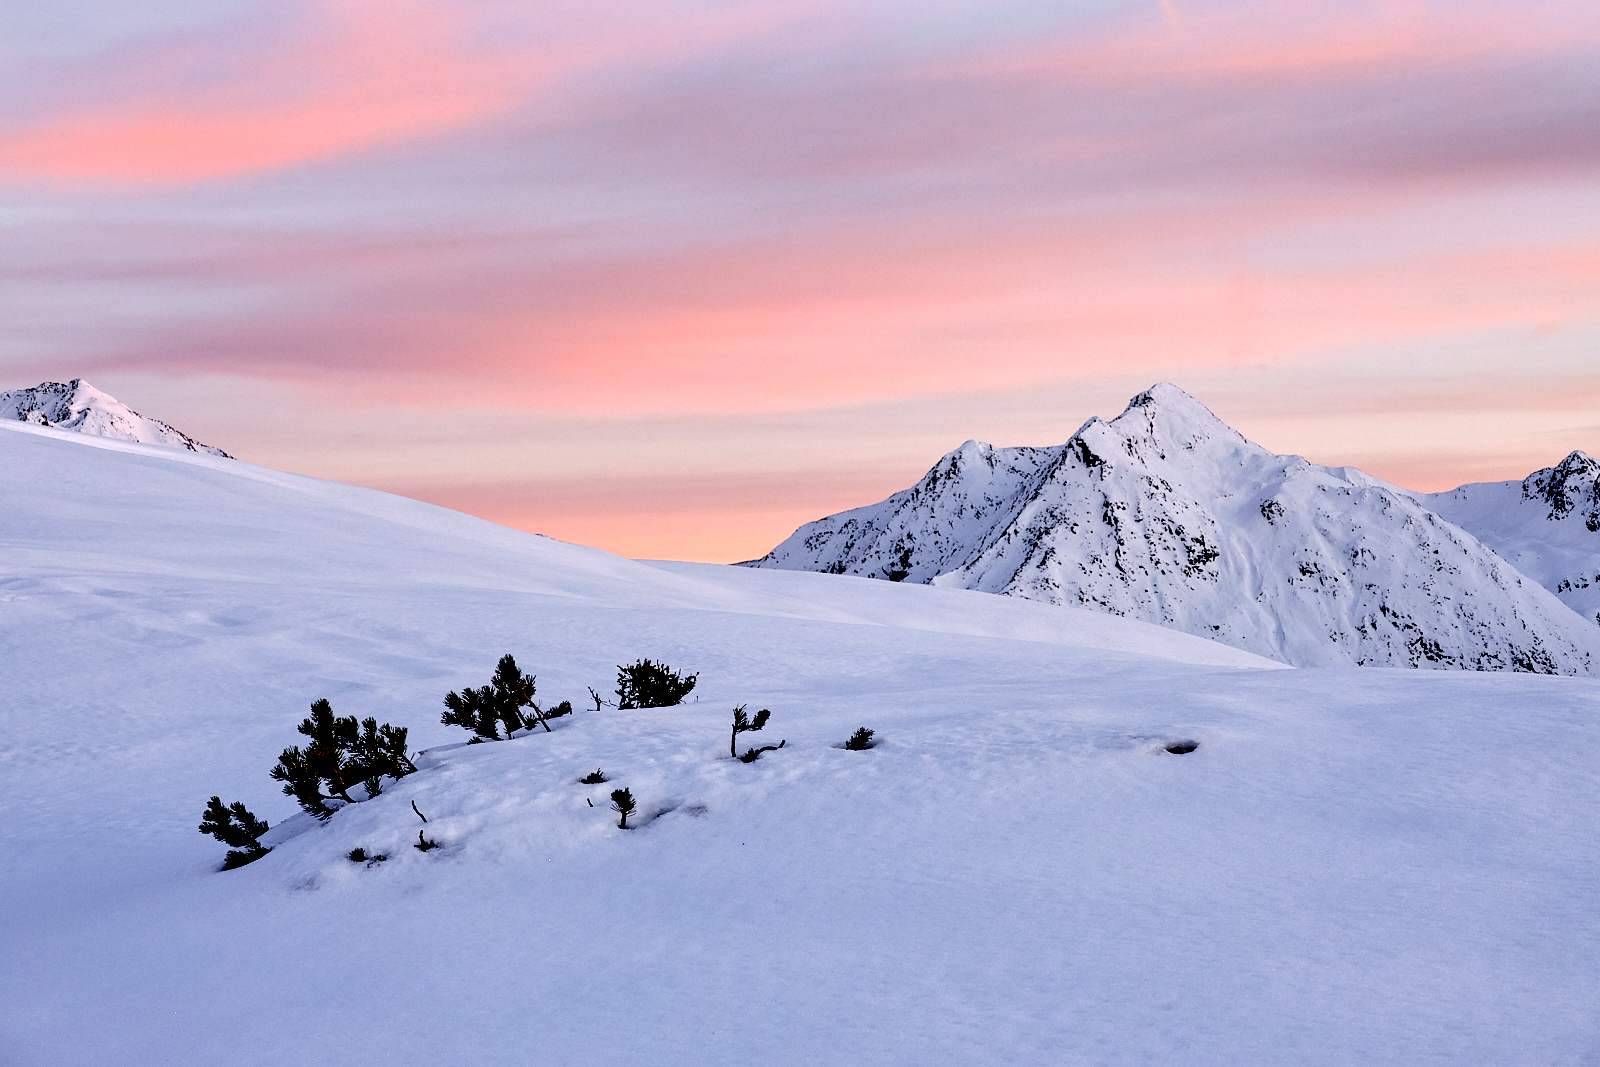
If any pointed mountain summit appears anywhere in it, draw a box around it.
[744,384,1599,674]
[1422,451,1600,627]
[0,379,231,457]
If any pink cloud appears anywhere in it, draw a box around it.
[0,1,536,182]
[5,0,1600,562]
[0,0,834,184]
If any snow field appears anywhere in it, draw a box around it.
[2,421,1598,1066]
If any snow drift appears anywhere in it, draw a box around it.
[744,384,1600,674]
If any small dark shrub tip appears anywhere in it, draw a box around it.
[580,768,608,784]
[845,728,875,750]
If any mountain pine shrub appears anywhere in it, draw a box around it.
[615,659,697,709]
[580,768,608,784]
[610,787,637,829]
[442,654,543,741]
[844,727,875,750]
[198,796,271,869]
[270,699,416,820]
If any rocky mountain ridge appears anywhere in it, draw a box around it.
[743,384,1600,674]
[1422,450,1600,627]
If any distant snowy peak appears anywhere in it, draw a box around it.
[1422,451,1600,627]
[1524,451,1599,527]
[0,379,231,458]
[745,384,1600,676]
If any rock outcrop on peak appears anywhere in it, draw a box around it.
[0,379,231,457]
[743,384,1600,674]
[1422,451,1600,627]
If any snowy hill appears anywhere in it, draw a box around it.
[4,418,1600,1066]
[1422,451,1600,627]
[743,384,1600,675]
[0,377,230,456]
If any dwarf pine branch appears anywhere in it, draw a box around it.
[199,796,271,869]
[730,704,772,758]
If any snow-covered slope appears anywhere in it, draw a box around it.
[745,384,1600,675]
[5,419,1600,1067]
[0,377,230,456]
[1422,451,1600,627]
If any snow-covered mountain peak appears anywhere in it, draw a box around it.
[0,378,231,457]
[1422,451,1600,626]
[1523,450,1599,525]
[746,384,1600,674]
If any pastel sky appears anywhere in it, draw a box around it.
[4,0,1598,561]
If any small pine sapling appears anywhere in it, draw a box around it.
[347,847,387,864]
[415,829,439,852]
[580,768,608,784]
[729,704,770,758]
[199,796,272,869]
[845,727,876,750]
[730,705,785,761]
[615,659,698,709]
[610,787,637,829]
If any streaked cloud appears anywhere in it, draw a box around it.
[2,0,1597,559]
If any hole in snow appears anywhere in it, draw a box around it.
[1164,740,1198,754]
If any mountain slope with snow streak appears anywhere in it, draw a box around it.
[0,378,230,456]
[744,384,1600,675]
[1423,451,1600,628]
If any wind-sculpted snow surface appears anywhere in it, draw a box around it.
[4,420,1600,1066]
[0,377,230,456]
[1423,451,1600,628]
[746,385,1600,674]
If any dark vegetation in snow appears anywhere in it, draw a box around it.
[198,796,271,869]
[610,788,637,829]
[615,658,698,709]
[729,704,770,758]
[845,727,876,750]
[269,699,416,820]
[200,654,794,870]
[442,654,570,741]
